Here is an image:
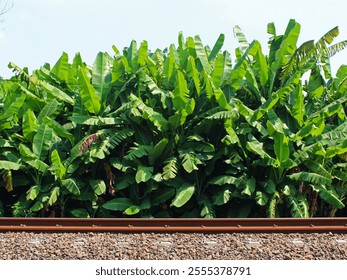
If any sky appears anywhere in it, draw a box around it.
[0,0,347,78]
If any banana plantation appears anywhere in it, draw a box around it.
[1,19,347,218]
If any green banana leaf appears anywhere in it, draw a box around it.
[171,184,195,208]
[92,52,113,106]
[79,65,101,114]
[102,198,133,211]
[51,52,69,82]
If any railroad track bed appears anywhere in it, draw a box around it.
[1,231,347,260]
[1,218,347,260]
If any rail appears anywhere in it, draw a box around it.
[1,218,347,232]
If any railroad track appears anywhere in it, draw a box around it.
[1,217,347,232]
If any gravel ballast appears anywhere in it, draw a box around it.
[1,232,347,260]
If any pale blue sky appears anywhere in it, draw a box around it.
[1,0,347,78]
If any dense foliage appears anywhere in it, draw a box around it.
[1,20,347,218]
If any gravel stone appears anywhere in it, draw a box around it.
[291,240,305,247]
[0,232,347,259]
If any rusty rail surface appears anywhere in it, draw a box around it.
[1,218,347,233]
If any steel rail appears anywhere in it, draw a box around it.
[1,218,347,233]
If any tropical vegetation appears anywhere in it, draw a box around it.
[1,19,347,218]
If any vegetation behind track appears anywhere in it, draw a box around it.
[1,19,347,218]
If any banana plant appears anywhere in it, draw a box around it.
[223,20,347,217]
[1,20,347,218]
